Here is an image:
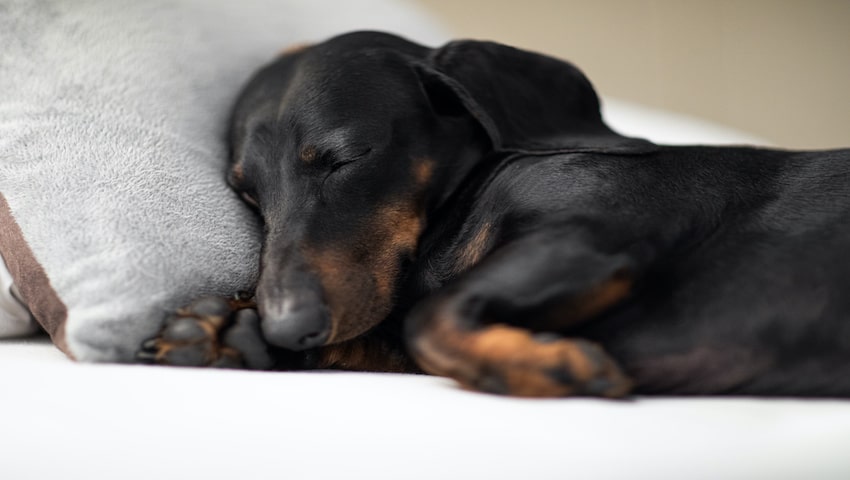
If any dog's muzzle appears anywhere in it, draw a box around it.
[258,287,331,350]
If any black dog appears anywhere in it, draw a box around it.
[142,31,850,397]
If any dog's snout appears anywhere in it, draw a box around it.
[259,292,331,350]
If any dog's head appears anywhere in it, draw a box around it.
[228,31,652,350]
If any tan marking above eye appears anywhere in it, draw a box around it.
[300,145,317,163]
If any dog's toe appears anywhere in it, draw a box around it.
[161,317,208,343]
[222,309,274,369]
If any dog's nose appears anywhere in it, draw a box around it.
[259,295,331,350]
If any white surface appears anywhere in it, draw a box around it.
[3,336,850,480]
[0,256,37,337]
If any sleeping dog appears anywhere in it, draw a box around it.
[141,31,850,397]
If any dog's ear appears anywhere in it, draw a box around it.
[414,63,502,150]
[425,40,655,155]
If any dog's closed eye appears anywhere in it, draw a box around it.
[329,158,358,174]
[326,145,372,173]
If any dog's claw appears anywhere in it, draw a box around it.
[136,348,157,363]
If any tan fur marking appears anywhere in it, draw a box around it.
[371,202,423,298]
[174,308,228,330]
[455,222,492,273]
[300,145,317,163]
[153,318,219,364]
[301,247,355,343]
[413,157,435,187]
[412,316,631,397]
[570,270,632,320]
[230,163,244,184]
[228,296,257,311]
[314,335,419,373]
[304,200,424,344]
[538,270,633,331]
[302,159,432,345]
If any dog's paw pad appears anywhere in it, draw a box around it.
[137,295,272,370]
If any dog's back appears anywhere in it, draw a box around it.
[406,145,850,395]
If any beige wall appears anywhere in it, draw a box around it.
[417,0,850,148]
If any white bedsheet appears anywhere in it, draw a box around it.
[3,336,850,480]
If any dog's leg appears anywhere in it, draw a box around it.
[407,233,636,397]
[137,295,276,370]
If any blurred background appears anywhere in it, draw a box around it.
[417,0,849,149]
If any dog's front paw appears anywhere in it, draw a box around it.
[411,323,632,398]
[137,295,274,370]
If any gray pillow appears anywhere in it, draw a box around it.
[0,0,446,361]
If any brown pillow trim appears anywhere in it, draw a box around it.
[0,193,70,356]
